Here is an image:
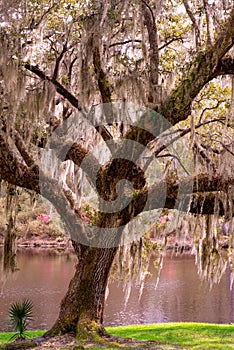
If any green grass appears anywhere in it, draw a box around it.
[0,323,234,349]
[0,330,45,345]
[107,323,234,349]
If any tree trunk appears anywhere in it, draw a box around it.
[47,240,118,340]
[3,216,17,272]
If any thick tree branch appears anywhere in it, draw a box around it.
[212,56,234,77]
[92,33,119,151]
[122,9,234,151]
[1,128,233,231]
[93,172,234,228]
[0,132,89,239]
[161,7,234,126]
[93,36,113,107]
[10,129,37,169]
[0,132,40,192]
[144,173,234,215]
[64,143,101,188]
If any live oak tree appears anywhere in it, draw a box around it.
[0,0,234,340]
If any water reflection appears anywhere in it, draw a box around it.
[105,253,234,326]
[0,250,234,331]
[0,250,76,331]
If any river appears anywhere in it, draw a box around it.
[0,249,234,331]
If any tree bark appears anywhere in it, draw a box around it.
[3,215,17,273]
[46,241,118,339]
[142,0,160,105]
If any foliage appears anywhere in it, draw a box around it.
[8,299,33,341]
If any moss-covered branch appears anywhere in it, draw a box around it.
[161,7,234,125]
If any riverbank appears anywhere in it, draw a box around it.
[0,192,231,252]
[0,228,230,252]
[0,323,234,349]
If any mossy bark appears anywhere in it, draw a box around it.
[3,216,17,272]
[46,241,118,339]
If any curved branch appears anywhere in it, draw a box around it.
[64,143,101,188]
[25,63,113,145]
[121,10,234,150]
[0,132,95,239]
[109,39,142,48]
[157,153,190,175]
[10,129,37,169]
[153,117,226,157]
[161,7,234,126]
[0,132,40,192]
[25,64,82,111]
[213,56,234,77]
[158,37,184,51]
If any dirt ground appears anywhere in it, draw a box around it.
[2,333,180,349]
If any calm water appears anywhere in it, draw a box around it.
[0,249,234,331]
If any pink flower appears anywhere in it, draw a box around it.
[78,209,91,222]
[37,214,50,224]
[83,215,91,222]
[159,215,167,223]
[159,214,173,223]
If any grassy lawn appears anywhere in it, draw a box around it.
[107,323,234,349]
[0,323,234,349]
[0,330,45,345]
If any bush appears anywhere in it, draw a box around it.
[8,299,33,341]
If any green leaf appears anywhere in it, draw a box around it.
[8,299,33,339]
